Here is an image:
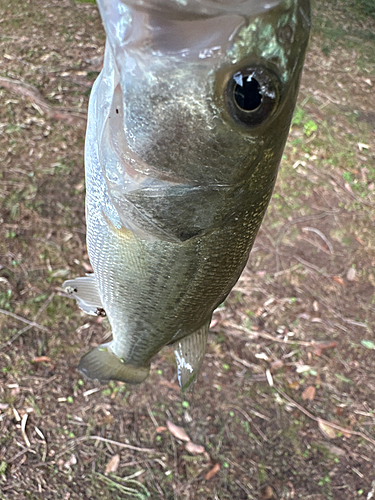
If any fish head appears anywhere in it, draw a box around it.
[97,0,310,190]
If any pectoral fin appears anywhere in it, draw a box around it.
[78,343,150,384]
[63,274,104,316]
[174,322,209,392]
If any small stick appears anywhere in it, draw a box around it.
[0,308,50,333]
[55,435,158,460]
[275,387,375,447]
[0,76,86,125]
[226,323,316,347]
[302,226,334,254]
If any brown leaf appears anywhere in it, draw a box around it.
[319,441,346,456]
[341,428,352,439]
[185,441,205,455]
[318,420,337,439]
[355,236,365,246]
[105,454,120,475]
[262,485,274,499]
[82,261,93,272]
[159,380,180,391]
[301,386,316,401]
[166,420,190,442]
[32,356,52,363]
[156,426,167,433]
[288,381,300,390]
[313,341,337,356]
[332,276,345,287]
[205,463,220,480]
[270,359,284,371]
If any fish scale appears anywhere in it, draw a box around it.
[64,0,310,391]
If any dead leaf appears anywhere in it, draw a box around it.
[81,261,93,272]
[341,428,352,439]
[295,365,311,373]
[332,276,345,287]
[159,380,180,391]
[10,386,20,396]
[313,341,337,356]
[156,426,167,433]
[318,441,346,456]
[262,485,274,499]
[74,181,84,192]
[64,454,77,469]
[288,381,300,390]
[32,356,52,363]
[270,359,284,371]
[355,236,365,246]
[185,441,205,454]
[166,420,190,442]
[205,463,220,480]
[105,454,120,475]
[266,369,274,387]
[346,267,356,281]
[318,420,337,439]
[301,386,316,401]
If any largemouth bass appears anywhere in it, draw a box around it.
[64,0,310,390]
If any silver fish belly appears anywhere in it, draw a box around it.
[63,0,310,390]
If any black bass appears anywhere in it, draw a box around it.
[64,0,310,390]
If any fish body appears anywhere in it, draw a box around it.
[64,0,310,390]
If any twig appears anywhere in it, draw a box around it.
[8,447,36,463]
[96,473,150,498]
[86,435,157,453]
[302,226,334,254]
[146,405,159,427]
[21,414,31,447]
[303,289,369,331]
[275,211,336,272]
[274,387,375,447]
[293,256,331,278]
[225,323,316,347]
[0,308,50,333]
[1,293,56,348]
[2,324,33,348]
[305,163,375,209]
[55,435,158,460]
[34,293,55,320]
[0,76,86,125]
[223,405,268,443]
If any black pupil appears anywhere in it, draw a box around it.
[234,76,262,111]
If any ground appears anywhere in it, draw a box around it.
[0,0,374,499]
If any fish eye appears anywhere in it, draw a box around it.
[224,66,281,127]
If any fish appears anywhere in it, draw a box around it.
[63,0,310,391]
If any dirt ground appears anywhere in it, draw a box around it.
[0,0,374,499]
